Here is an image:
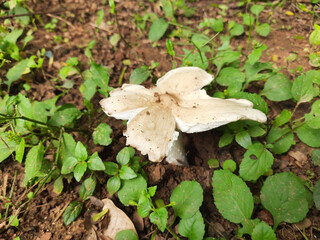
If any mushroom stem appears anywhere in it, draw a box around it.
[166,133,188,166]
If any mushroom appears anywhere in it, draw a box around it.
[100,67,267,165]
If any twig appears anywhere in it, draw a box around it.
[0,10,65,20]
[46,13,75,29]
[54,200,71,222]
[5,171,17,219]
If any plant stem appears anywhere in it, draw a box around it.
[5,170,17,219]
[165,226,180,240]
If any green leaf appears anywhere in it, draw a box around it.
[119,166,137,180]
[178,210,205,240]
[148,18,169,42]
[59,66,79,80]
[22,143,44,185]
[314,180,320,210]
[15,138,25,163]
[104,162,119,175]
[115,229,139,240]
[211,18,224,33]
[75,141,88,161]
[116,147,131,165]
[229,92,268,115]
[149,207,168,232]
[89,61,110,96]
[216,67,245,90]
[182,48,209,70]
[219,132,234,148]
[9,215,19,227]
[118,175,147,206]
[260,172,309,229]
[239,143,274,181]
[212,170,253,224]
[79,177,97,201]
[48,104,82,127]
[79,70,97,101]
[191,34,211,49]
[296,124,320,147]
[247,125,266,137]
[137,191,153,217]
[60,133,76,163]
[273,109,292,127]
[291,74,314,103]
[170,181,203,219]
[92,123,112,146]
[3,28,23,44]
[129,66,150,84]
[213,50,240,73]
[6,59,30,86]
[74,162,87,182]
[305,100,320,129]
[87,152,105,171]
[223,159,237,172]
[266,127,294,154]
[53,176,64,195]
[252,221,276,240]
[96,9,105,27]
[247,44,267,65]
[238,219,260,236]
[262,74,293,101]
[107,175,121,195]
[256,23,270,37]
[64,201,83,226]
[311,149,320,166]
[61,157,78,174]
[230,23,244,37]
[244,61,274,85]
[0,132,17,163]
[235,131,252,148]
[161,0,174,19]
[242,13,254,26]
[250,5,264,16]
[309,28,320,45]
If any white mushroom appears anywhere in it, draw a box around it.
[100,67,267,165]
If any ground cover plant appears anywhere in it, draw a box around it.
[0,0,320,239]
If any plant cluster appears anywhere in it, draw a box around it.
[1,0,320,240]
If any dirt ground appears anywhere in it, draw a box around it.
[1,0,320,239]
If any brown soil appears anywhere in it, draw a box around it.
[1,0,320,239]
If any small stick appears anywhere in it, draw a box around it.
[0,10,64,20]
[54,200,71,223]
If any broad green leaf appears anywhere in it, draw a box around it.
[74,141,87,161]
[107,175,121,195]
[115,229,139,240]
[266,127,294,154]
[15,138,25,163]
[291,74,314,103]
[305,100,320,129]
[262,74,292,101]
[183,48,209,70]
[92,123,112,146]
[212,170,253,224]
[213,50,240,73]
[219,132,234,148]
[296,124,320,147]
[252,221,276,240]
[229,92,268,114]
[48,104,82,127]
[216,67,245,89]
[3,28,23,44]
[311,149,320,166]
[129,66,150,84]
[60,133,76,163]
[170,181,203,219]
[149,207,168,232]
[137,190,153,217]
[148,18,169,42]
[244,61,274,85]
[238,218,260,236]
[74,162,87,182]
[250,5,264,16]
[247,44,267,65]
[223,159,237,172]
[59,65,79,80]
[79,177,96,201]
[314,180,320,210]
[191,34,211,49]
[53,176,64,195]
[118,175,147,206]
[116,147,131,165]
[64,201,83,226]
[178,211,205,240]
[211,18,224,33]
[22,143,44,185]
[104,162,119,175]
[6,59,30,86]
[309,27,320,45]
[235,131,252,148]
[0,132,17,163]
[119,166,137,180]
[230,23,244,37]
[61,157,78,174]
[260,172,309,229]
[256,23,270,37]
[79,70,97,101]
[161,0,174,19]
[239,143,274,181]
[89,61,110,96]
[242,13,254,26]
[247,125,266,137]
[273,109,292,127]
[9,215,19,227]
[87,152,105,171]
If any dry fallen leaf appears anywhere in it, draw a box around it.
[101,198,137,239]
